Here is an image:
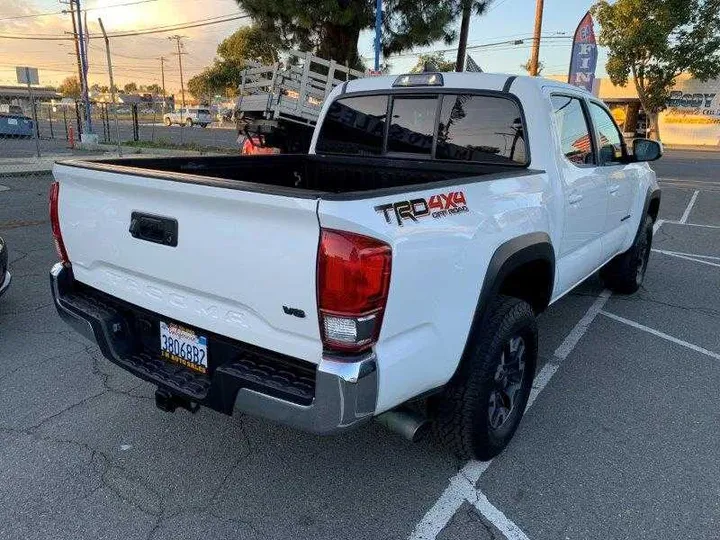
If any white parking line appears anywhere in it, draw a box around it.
[473,491,531,540]
[663,221,720,230]
[409,291,611,540]
[653,218,665,235]
[653,250,720,261]
[680,190,700,224]
[652,249,720,268]
[600,311,720,361]
[0,185,9,192]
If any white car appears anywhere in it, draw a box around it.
[163,107,212,127]
[50,72,661,459]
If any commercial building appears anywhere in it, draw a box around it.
[550,74,720,147]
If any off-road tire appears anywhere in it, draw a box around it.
[185,118,193,127]
[431,295,537,460]
[601,215,653,294]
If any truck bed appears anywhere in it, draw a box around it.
[58,154,534,199]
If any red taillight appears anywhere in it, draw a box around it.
[317,229,392,353]
[49,181,69,264]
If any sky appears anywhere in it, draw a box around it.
[0,0,609,92]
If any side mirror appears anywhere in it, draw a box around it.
[633,138,663,162]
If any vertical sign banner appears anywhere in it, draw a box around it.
[568,12,598,92]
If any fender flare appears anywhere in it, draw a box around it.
[452,232,555,379]
[636,187,661,240]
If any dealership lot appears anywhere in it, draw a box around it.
[0,150,718,540]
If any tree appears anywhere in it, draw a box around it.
[217,25,279,64]
[187,72,212,100]
[520,58,544,75]
[235,0,490,70]
[146,83,162,94]
[593,0,720,140]
[58,76,81,98]
[410,52,456,73]
[455,1,492,71]
[123,82,138,93]
[188,25,279,99]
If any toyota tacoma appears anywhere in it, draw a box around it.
[49,72,661,459]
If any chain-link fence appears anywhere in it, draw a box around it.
[1,94,240,173]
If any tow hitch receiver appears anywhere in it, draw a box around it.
[154,388,200,414]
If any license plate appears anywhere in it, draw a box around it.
[7,119,17,125]
[160,321,208,373]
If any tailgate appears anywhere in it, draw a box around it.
[54,162,322,363]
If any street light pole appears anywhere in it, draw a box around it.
[374,0,382,71]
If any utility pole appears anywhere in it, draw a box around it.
[159,56,167,113]
[98,18,122,157]
[169,35,187,143]
[73,0,93,134]
[529,0,545,76]
[168,35,187,113]
[455,0,472,72]
[63,0,84,94]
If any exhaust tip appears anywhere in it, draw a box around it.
[376,409,430,442]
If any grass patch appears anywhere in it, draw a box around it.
[120,138,235,154]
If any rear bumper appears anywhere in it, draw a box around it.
[50,263,378,434]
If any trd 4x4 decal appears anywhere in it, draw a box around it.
[375,191,469,226]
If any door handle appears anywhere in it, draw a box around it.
[609,184,620,194]
[129,212,178,247]
[568,194,584,205]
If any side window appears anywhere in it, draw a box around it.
[436,94,527,164]
[387,97,437,156]
[315,95,388,155]
[589,102,624,165]
[550,95,595,166]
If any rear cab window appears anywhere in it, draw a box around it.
[316,91,528,166]
[316,95,388,155]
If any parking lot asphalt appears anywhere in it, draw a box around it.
[0,152,718,540]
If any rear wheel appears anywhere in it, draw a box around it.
[200,123,208,128]
[163,117,171,127]
[601,215,653,294]
[185,118,193,127]
[431,295,537,460]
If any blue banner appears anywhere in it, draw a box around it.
[568,12,598,93]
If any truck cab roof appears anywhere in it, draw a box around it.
[342,72,592,96]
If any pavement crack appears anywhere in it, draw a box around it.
[28,390,108,430]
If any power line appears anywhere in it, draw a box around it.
[0,12,247,40]
[94,13,249,38]
[370,34,572,61]
[0,0,159,23]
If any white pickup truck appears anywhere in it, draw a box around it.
[50,72,661,459]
